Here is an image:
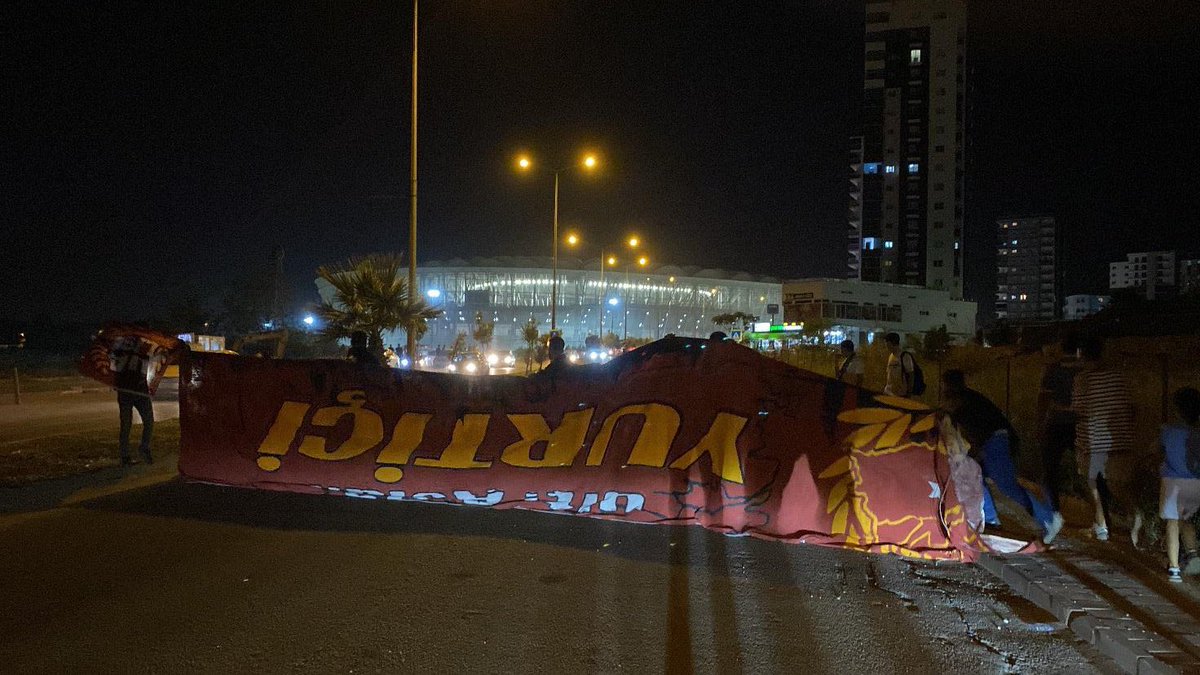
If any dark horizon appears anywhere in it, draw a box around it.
[4,1,1198,325]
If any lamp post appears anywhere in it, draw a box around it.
[623,253,648,341]
[515,153,598,335]
[406,0,419,362]
[563,233,644,342]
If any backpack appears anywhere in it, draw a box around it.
[902,351,926,396]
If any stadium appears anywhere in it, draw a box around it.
[370,256,782,349]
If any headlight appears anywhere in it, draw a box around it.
[400,358,410,367]
[486,353,499,365]
[568,353,579,363]
[504,354,516,366]
[447,363,457,372]
[465,362,478,373]
[588,351,600,361]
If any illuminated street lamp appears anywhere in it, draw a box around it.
[515,152,599,333]
[564,232,644,340]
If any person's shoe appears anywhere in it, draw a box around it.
[1093,524,1109,541]
[1183,551,1200,576]
[1169,567,1184,583]
[1043,512,1065,545]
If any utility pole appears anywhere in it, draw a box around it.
[406,0,419,362]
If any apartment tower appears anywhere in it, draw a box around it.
[848,0,966,298]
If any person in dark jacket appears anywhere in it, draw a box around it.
[942,369,1063,544]
[112,336,154,465]
[346,330,379,366]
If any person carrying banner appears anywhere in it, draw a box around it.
[111,335,155,465]
[942,369,1063,544]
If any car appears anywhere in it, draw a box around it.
[448,352,490,375]
[485,351,517,369]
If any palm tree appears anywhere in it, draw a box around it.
[314,253,441,358]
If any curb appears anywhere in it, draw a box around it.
[981,552,1200,674]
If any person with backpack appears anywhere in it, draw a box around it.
[1159,387,1200,582]
[836,339,864,388]
[883,332,925,397]
[942,369,1064,544]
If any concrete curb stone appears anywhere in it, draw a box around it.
[982,552,1200,674]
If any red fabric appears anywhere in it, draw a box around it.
[179,338,987,561]
[78,325,187,396]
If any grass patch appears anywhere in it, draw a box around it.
[0,418,180,487]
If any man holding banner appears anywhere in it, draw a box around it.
[112,335,156,465]
[79,325,186,466]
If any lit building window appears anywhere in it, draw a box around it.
[884,240,894,249]
[954,241,960,250]
[907,162,919,173]
[1019,294,1028,301]
[863,237,878,251]
[884,165,897,174]
[864,162,881,174]
[910,49,922,65]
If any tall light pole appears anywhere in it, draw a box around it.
[515,153,597,334]
[563,233,642,341]
[406,0,419,361]
[623,253,648,341]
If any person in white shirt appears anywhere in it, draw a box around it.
[836,339,864,388]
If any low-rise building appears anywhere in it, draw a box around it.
[782,278,976,346]
[1109,251,1176,299]
[1062,294,1110,321]
[1180,258,1200,295]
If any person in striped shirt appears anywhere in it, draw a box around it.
[1072,335,1135,542]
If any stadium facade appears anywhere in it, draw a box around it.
[317,256,782,350]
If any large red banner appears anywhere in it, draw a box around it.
[179,338,988,560]
[78,324,187,396]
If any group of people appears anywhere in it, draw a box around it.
[834,331,1200,581]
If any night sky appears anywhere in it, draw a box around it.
[4,1,1197,324]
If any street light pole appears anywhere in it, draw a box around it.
[551,171,560,333]
[623,263,631,341]
[406,0,419,362]
[598,249,606,339]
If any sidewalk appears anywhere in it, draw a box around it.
[982,498,1200,673]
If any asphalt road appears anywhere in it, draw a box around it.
[1,474,1119,674]
[0,390,179,445]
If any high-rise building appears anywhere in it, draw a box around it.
[1109,251,1176,299]
[848,0,966,298]
[995,216,1058,322]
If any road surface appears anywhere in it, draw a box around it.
[0,389,178,445]
[0,470,1119,674]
